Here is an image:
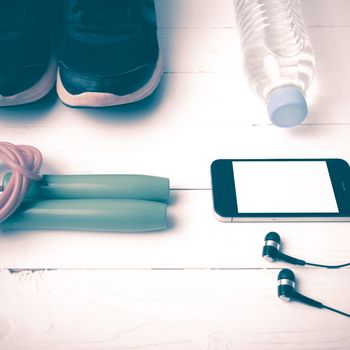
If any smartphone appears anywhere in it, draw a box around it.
[211,158,350,222]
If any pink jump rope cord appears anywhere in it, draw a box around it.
[0,142,43,223]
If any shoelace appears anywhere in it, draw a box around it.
[0,142,42,222]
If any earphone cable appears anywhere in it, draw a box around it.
[305,262,350,269]
[323,305,350,318]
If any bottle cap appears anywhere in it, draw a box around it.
[267,86,308,127]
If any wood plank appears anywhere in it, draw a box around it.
[1,190,349,269]
[155,0,350,28]
[2,121,350,187]
[160,27,350,126]
[0,269,349,350]
[158,28,238,73]
[156,0,234,28]
[156,27,350,76]
[302,0,350,27]
[1,1,350,348]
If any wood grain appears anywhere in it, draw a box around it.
[0,269,349,350]
[0,0,350,349]
[155,0,350,28]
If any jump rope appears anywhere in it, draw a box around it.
[0,141,169,232]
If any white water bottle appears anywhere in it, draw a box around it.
[233,0,315,127]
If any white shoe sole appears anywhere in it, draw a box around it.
[56,53,163,107]
[0,58,57,107]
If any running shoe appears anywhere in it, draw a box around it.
[0,0,56,106]
[57,0,163,107]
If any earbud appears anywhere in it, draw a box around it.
[277,269,350,317]
[263,232,306,266]
[262,231,281,262]
[277,269,323,308]
[277,268,296,301]
[263,232,350,269]
[277,268,321,307]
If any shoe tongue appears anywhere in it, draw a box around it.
[70,0,140,32]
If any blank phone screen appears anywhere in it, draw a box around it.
[232,161,339,213]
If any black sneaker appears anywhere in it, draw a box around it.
[57,0,163,107]
[0,0,56,106]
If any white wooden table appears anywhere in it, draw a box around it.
[1,1,349,349]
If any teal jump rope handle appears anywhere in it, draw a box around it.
[3,174,169,203]
[0,199,167,232]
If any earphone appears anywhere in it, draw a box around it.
[263,231,350,269]
[262,232,350,318]
[278,268,350,318]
